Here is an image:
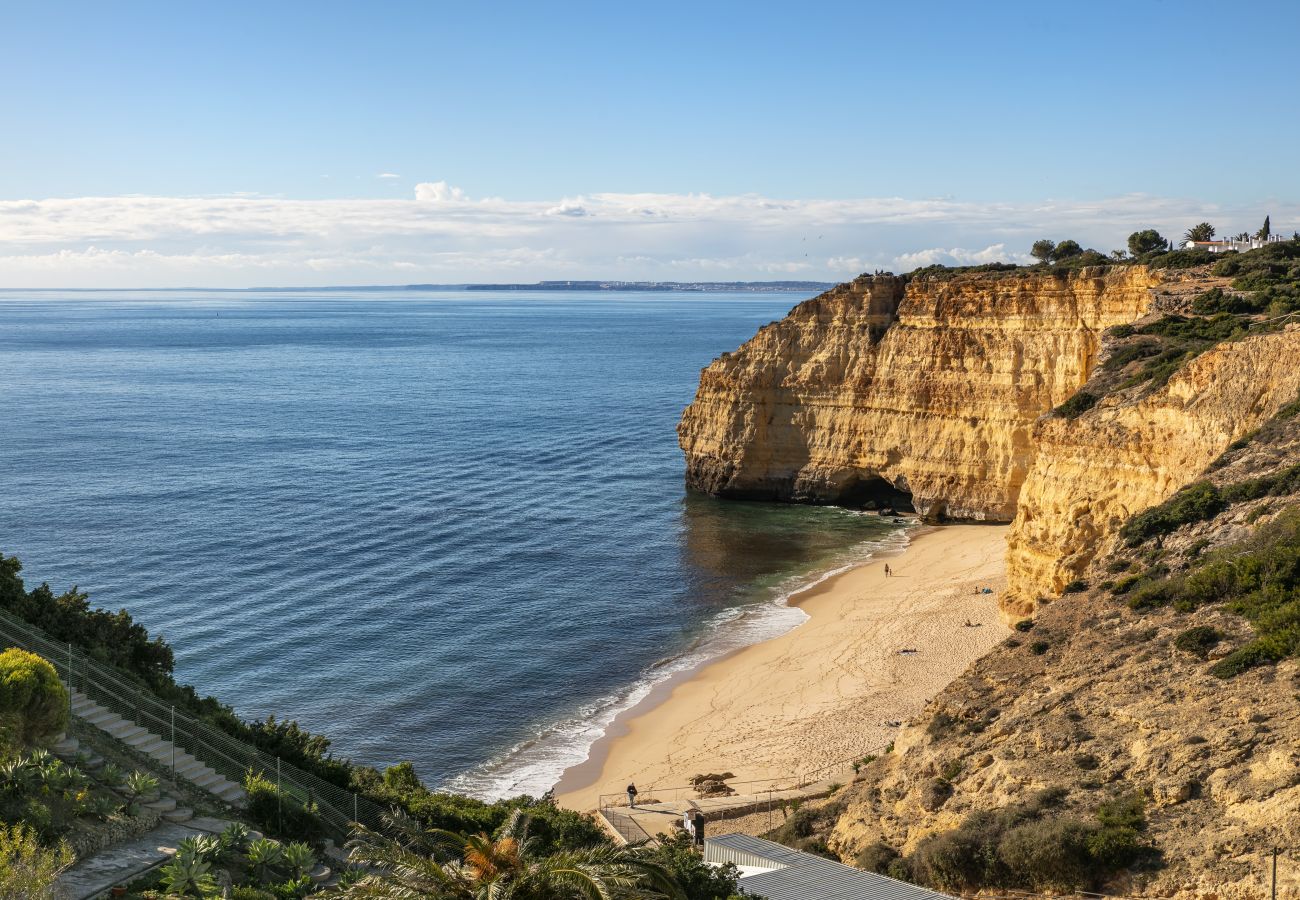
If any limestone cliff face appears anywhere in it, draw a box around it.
[678,267,1160,521]
[1004,324,1300,616]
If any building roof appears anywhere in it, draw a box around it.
[703,833,955,900]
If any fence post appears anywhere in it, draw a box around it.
[170,706,176,778]
[277,758,283,834]
[66,643,73,718]
[353,792,358,826]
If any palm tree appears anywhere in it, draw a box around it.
[1184,222,1215,243]
[328,809,685,899]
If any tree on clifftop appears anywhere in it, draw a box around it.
[1127,229,1168,256]
[1030,240,1056,264]
[1184,222,1216,242]
[1051,240,1083,261]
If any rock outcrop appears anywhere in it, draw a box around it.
[1004,324,1300,615]
[678,267,1159,522]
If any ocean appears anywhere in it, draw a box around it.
[0,289,906,798]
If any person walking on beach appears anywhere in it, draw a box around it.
[627,782,638,808]
[884,563,891,577]
[692,810,706,847]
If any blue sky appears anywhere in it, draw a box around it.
[2,0,1297,286]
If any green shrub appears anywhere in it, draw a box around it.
[1061,579,1088,594]
[1013,619,1034,632]
[242,771,327,844]
[857,842,900,873]
[1029,641,1050,656]
[906,790,1147,892]
[1121,482,1225,546]
[1111,574,1146,594]
[0,824,73,897]
[1054,391,1097,419]
[0,649,68,750]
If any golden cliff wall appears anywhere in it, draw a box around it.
[678,267,1160,521]
[1003,323,1300,615]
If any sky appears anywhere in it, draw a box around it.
[2,0,1297,287]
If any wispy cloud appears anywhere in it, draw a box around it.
[376,173,401,179]
[0,187,1291,287]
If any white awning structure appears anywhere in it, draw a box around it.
[703,833,955,900]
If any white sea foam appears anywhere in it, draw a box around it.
[444,522,915,801]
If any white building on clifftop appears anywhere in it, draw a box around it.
[1184,234,1288,253]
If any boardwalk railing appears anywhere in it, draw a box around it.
[0,607,387,840]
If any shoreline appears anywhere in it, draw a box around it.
[553,524,1009,811]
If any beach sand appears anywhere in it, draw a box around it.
[554,524,1009,811]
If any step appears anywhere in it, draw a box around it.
[137,737,169,756]
[190,770,224,789]
[122,730,159,749]
[106,722,148,741]
[174,759,207,778]
[51,737,79,755]
[71,699,98,715]
[215,784,247,805]
[145,796,177,813]
[83,709,122,727]
[310,863,332,884]
[82,754,105,771]
[162,807,194,824]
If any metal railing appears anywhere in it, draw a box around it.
[0,607,387,840]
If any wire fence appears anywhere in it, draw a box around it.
[0,607,386,840]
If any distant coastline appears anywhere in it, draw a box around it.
[2,281,835,294]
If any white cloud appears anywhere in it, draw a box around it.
[0,190,1291,288]
[414,181,466,202]
[545,197,588,217]
[377,173,401,179]
[892,243,1028,270]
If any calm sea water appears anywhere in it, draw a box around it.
[0,290,905,797]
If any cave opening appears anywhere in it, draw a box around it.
[838,474,915,513]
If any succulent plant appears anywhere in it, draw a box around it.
[218,820,252,854]
[177,834,220,863]
[98,763,125,787]
[123,770,159,800]
[159,849,216,897]
[281,840,315,877]
[245,837,285,883]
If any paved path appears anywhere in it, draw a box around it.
[57,816,242,900]
[601,781,834,846]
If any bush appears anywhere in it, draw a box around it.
[1173,626,1222,658]
[1062,579,1088,594]
[1029,641,1050,656]
[1121,482,1225,546]
[1054,391,1097,419]
[1013,619,1035,632]
[0,649,68,750]
[906,790,1148,892]
[0,823,73,897]
[857,842,900,873]
[242,771,327,844]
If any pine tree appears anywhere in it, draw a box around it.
[1258,215,1271,240]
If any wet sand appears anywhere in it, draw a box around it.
[554,525,1009,811]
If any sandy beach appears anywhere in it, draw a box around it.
[554,524,1009,811]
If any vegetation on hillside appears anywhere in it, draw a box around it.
[855,788,1153,892]
[0,649,67,752]
[330,809,696,900]
[0,554,737,897]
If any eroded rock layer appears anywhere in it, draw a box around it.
[678,267,1160,521]
[1004,324,1300,615]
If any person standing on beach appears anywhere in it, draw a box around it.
[627,783,638,808]
[884,563,891,577]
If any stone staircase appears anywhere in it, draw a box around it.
[60,688,246,807]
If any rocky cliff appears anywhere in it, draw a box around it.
[678,267,1159,522]
[1005,323,1300,616]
